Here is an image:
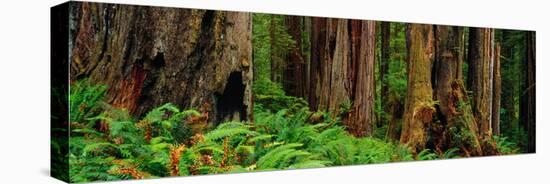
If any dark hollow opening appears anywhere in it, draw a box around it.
[216,72,246,123]
[135,53,165,116]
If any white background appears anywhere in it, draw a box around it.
[0,0,547,183]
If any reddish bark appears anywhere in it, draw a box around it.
[70,2,253,124]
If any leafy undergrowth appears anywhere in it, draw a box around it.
[64,80,520,183]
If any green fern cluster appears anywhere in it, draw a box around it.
[69,79,107,123]
[253,106,416,166]
[493,136,520,154]
[66,79,484,183]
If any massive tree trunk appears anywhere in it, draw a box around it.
[433,26,482,156]
[522,31,536,153]
[307,18,376,137]
[492,45,501,136]
[70,2,253,124]
[399,23,434,153]
[467,28,497,154]
[283,16,306,98]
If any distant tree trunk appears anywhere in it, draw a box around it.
[492,44,501,136]
[400,24,434,153]
[499,31,518,132]
[70,2,253,124]
[522,31,536,153]
[433,26,482,156]
[303,17,312,98]
[385,23,404,142]
[467,28,497,154]
[270,15,279,83]
[307,18,376,136]
[380,22,391,115]
[283,16,306,97]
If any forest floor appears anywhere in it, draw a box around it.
[53,79,521,183]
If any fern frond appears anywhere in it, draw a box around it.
[204,126,258,141]
[289,160,331,169]
[82,142,119,157]
[417,149,438,160]
[442,148,461,159]
[256,143,304,169]
[247,134,275,144]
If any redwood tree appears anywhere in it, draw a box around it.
[346,20,377,137]
[399,23,434,153]
[308,18,376,137]
[282,16,307,98]
[467,28,497,154]
[380,22,391,116]
[433,26,482,156]
[492,45,502,136]
[522,31,536,153]
[70,2,253,124]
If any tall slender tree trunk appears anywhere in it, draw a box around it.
[522,31,536,153]
[270,15,279,83]
[380,22,391,115]
[467,28,497,154]
[346,20,376,136]
[283,16,306,97]
[492,44,501,136]
[385,23,404,142]
[308,18,336,112]
[308,17,327,111]
[400,23,435,153]
[499,31,518,132]
[303,17,312,98]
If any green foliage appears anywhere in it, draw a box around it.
[253,101,411,166]
[376,23,408,131]
[253,78,308,113]
[496,30,528,152]
[62,15,533,183]
[69,156,122,182]
[68,79,418,182]
[253,78,286,96]
[339,99,353,116]
[253,13,297,82]
[69,78,107,123]
[493,136,521,154]
[417,148,461,160]
[417,149,439,160]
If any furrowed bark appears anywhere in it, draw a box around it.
[523,31,536,153]
[467,28,497,155]
[307,18,376,136]
[283,16,306,98]
[434,26,482,156]
[400,23,434,153]
[492,44,501,136]
[346,20,376,137]
[70,2,253,124]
